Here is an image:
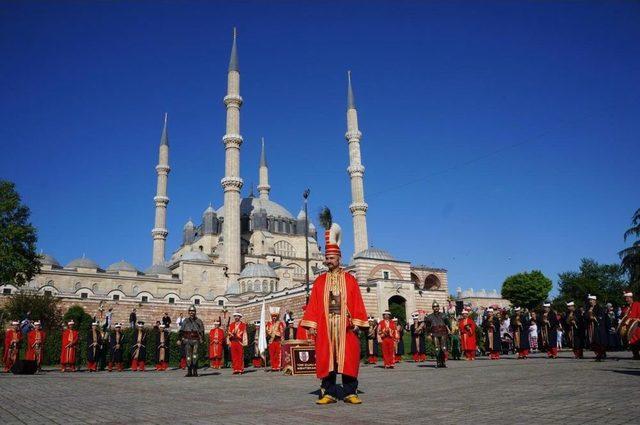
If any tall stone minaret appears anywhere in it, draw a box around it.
[257,137,270,200]
[345,71,369,255]
[221,28,244,282]
[151,113,170,265]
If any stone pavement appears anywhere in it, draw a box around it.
[0,351,638,425]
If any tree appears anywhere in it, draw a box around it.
[556,258,627,307]
[501,270,552,309]
[619,208,640,296]
[0,291,62,330]
[0,180,39,286]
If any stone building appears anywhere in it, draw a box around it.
[455,287,511,310]
[1,30,449,325]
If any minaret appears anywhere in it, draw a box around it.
[257,137,270,200]
[345,71,369,255]
[151,113,170,265]
[221,28,244,282]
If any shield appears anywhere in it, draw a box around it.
[298,351,310,362]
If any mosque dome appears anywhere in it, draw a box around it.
[39,253,61,268]
[144,264,173,276]
[66,257,101,270]
[178,250,212,263]
[240,263,277,279]
[203,204,215,215]
[217,197,293,219]
[184,219,195,229]
[106,260,139,273]
[353,247,395,261]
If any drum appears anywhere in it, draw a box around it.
[617,317,640,341]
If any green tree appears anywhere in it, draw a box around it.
[556,258,627,307]
[619,208,640,296]
[501,270,552,309]
[0,180,40,286]
[1,291,62,330]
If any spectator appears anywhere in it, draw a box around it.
[529,312,538,352]
[129,308,137,329]
[104,308,113,331]
[162,312,172,328]
[176,313,184,328]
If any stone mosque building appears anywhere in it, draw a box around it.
[2,31,449,325]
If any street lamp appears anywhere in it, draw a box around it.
[303,188,311,304]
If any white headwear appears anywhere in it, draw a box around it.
[542,302,551,307]
[566,301,575,307]
[382,310,391,316]
[233,312,243,317]
[588,294,597,300]
[34,321,41,326]
[269,306,281,316]
[11,321,19,325]
[514,307,521,312]
[91,322,99,326]
[623,291,633,297]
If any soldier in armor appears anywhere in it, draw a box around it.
[178,305,205,377]
[425,301,450,368]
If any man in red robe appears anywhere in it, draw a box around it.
[623,291,640,359]
[378,311,397,368]
[60,320,79,372]
[300,213,368,405]
[227,312,247,374]
[3,321,21,372]
[209,320,225,369]
[25,321,46,370]
[458,309,477,360]
[266,307,285,371]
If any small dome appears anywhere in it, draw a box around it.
[203,204,215,215]
[296,209,306,220]
[184,219,195,229]
[106,260,139,273]
[216,197,294,219]
[39,253,61,267]
[144,264,172,276]
[179,250,212,263]
[240,263,277,279]
[353,247,395,261]
[66,257,101,270]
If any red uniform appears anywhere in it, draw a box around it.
[60,328,79,372]
[626,301,640,346]
[266,320,285,371]
[25,329,46,366]
[377,319,397,368]
[3,328,21,372]
[227,321,247,373]
[458,317,477,360]
[209,328,225,368]
[301,270,368,380]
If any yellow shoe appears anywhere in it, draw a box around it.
[343,394,362,404]
[316,395,337,405]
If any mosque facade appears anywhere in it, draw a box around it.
[2,31,449,324]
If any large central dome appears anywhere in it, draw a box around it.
[216,196,293,219]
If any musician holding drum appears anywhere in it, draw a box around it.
[3,321,22,372]
[620,291,640,360]
[25,321,46,371]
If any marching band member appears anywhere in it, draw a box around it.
[108,323,125,372]
[266,307,285,371]
[25,321,45,371]
[393,318,404,363]
[459,308,477,360]
[209,320,225,369]
[539,302,560,358]
[483,308,501,360]
[227,312,248,374]
[86,322,102,372]
[155,324,170,371]
[366,316,379,364]
[3,321,21,372]
[563,301,585,359]
[378,311,396,369]
[60,320,78,372]
[252,320,264,368]
[130,321,147,371]
[511,307,530,359]
[585,295,609,361]
[409,313,425,362]
[620,291,640,360]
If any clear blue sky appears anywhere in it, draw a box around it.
[2,1,638,295]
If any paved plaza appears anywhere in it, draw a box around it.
[1,351,638,425]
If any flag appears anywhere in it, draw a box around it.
[258,298,268,360]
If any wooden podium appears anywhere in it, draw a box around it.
[281,339,316,375]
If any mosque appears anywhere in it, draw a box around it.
[2,31,449,324]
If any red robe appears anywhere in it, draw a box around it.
[458,318,477,351]
[627,301,640,345]
[266,320,285,370]
[227,321,248,372]
[3,329,21,370]
[209,328,225,359]
[377,319,397,366]
[60,329,79,364]
[300,270,368,379]
[25,329,46,363]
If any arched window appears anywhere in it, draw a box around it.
[411,273,421,289]
[424,274,441,290]
[289,263,305,277]
[92,283,98,292]
[274,240,296,257]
